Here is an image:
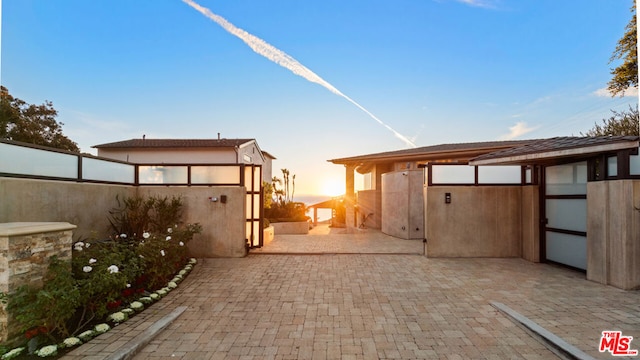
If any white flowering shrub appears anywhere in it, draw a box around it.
[61,337,83,348]
[35,344,57,357]
[108,311,128,323]
[130,301,144,312]
[1,347,24,360]
[94,323,111,334]
[78,330,95,342]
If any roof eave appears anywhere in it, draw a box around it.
[470,140,640,166]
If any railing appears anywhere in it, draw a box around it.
[0,140,250,187]
[426,163,530,186]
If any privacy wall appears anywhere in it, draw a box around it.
[0,177,247,258]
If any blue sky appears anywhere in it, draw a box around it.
[1,0,638,197]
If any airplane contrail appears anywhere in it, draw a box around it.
[182,0,417,148]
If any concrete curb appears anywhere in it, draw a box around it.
[104,306,188,360]
[490,301,595,360]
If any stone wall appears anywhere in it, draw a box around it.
[0,222,76,343]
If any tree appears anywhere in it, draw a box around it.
[607,1,638,97]
[582,105,639,136]
[0,86,79,152]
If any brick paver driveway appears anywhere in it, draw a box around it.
[66,228,639,359]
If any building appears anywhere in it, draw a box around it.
[329,136,640,290]
[93,136,275,183]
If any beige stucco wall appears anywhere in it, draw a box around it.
[356,190,381,229]
[0,177,135,240]
[425,186,522,257]
[97,147,238,164]
[381,171,424,239]
[0,177,248,258]
[587,180,640,290]
[138,186,247,258]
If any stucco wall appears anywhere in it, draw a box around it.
[138,186,247,258]
[0,177,135,240]
[381,171,424,239]
[587,180,640,290]
[356,190,381,229]
[97,148,238,164]
[425,186,522,257]
[0,177,248,258]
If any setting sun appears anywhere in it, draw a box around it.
[321,178,345,197]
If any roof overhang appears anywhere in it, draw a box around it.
[470,139,640,166]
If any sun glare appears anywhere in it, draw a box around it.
[322,179,344,197]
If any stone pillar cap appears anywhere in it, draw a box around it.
[0,222,77,237]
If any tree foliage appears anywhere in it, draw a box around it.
[0,86,79,152]
[582,105,639,136]
[607,1,638,97]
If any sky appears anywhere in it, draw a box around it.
[1,0,638,198]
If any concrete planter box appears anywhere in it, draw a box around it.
[263,225,275,245]
[271,221,310,235]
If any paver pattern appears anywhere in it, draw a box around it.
[64,227,640,360]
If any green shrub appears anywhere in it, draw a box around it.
[7,256,80,340]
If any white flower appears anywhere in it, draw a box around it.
[75,241,85,248]
[73,246,83,252]
[85,242,91,248]
[94,323,111,334]
[130,301,144,311]
[1,347,25,360]
[62,337,82,348]
[174,274,183,280]
[156,289,167,297]
[77,330,95,341]
[149,293,160,300]
[35,344,57,357]
[108,312,128,323]
[168,281,178,289]
[120,233,127,238]
[122,308,135,315]
[167,228,173,233]
[178,270,187,276]
[189,258,197,265]
[179,241,184,246]
[139,254,144,258]
[143,232,150,239]
[160,250,165,257]
[83,266,93,273]
[166,236,171,241]
[107,265,119,274]
[184,265,193,271]
[139,297,153,304]
[126,283,131,288]
[89,258,97,264]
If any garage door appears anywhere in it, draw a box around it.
[544,161,587,270]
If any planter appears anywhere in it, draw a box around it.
[271,221,310,235]
[263,225,275,245]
